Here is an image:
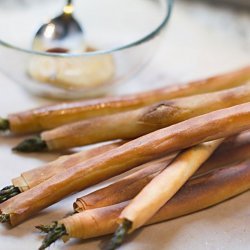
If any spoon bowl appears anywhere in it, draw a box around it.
[32,0,86,52]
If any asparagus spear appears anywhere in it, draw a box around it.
[0,141,124,203]
[75,131,250,212]
[38,161,250,249]
[14,84,250,152]
[3,66,250,134]
[0,186,20,203]
[0,130,248,209]
[74,155,175,212]
[36,223,57,234]
[38,223,68,250]
[0,214,10,223]
[107,219,132,250]
[13,136,47,152]
[0,130,248,208]
[110,140,223,247]
[1,103,250,226]
[0,117,9,131]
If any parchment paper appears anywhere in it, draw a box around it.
[0,1,249,249]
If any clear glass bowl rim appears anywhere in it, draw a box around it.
[0,0,174,58]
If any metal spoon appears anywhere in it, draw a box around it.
[32,0,86,53]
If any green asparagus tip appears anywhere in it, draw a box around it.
[107,219,132,250]
[0,117,9,131]
[36,223,57,233]
[38,222,67,250]
[0,214,10,223]
[0,185,21,203]
[13,136,47,153]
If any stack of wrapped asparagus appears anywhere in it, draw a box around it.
[0,66,250,250]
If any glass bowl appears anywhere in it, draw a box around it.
[0,0,173,99]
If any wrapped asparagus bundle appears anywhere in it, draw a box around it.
[0,141,124,203]
[0,103,250,226]
[1,130,250,206]
[108,140,223,248]
[74,132,250,212]
[38,160,250,249]
[1,66,249,134]
[15,84,250,152]
[74,155,175,212]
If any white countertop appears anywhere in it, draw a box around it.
[0,1,250,250]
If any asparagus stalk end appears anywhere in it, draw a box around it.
[13,136,47,153]
[107,219,132,250]
[0,185,21,203]
[0,214,10,223]
[36,223,57,234]
[0,117,9,131]
[38,222,67,250]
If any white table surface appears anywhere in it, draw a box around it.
[0,1,250,250]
